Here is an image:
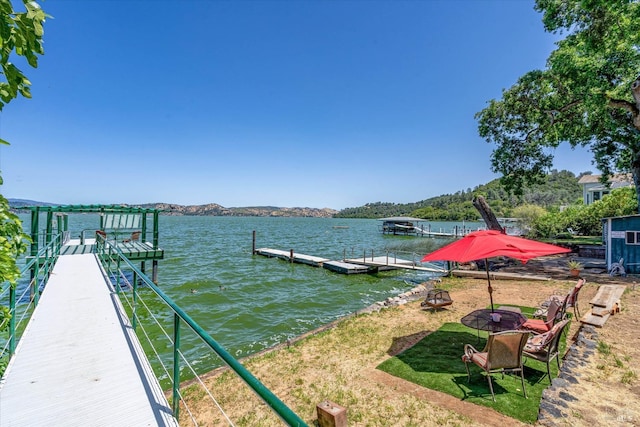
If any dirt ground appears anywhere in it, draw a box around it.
[183,254,640,426]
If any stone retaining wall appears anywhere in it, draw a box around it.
[537,324,598,425]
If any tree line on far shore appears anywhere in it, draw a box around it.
[335,169,639,239]
[334,169,583,220]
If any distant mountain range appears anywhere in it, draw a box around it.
[8,199,57,208]
[7,170,584,220]
[8,199,337,218]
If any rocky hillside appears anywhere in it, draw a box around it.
[134,203,337,218]
[8,199,338,218]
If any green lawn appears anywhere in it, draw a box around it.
[377,315,568,424]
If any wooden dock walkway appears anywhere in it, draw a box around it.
[0,252,177,426]
[255,248,446,275]
[255,248,330,267]
[255,248,371,274]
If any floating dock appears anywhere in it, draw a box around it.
[323,260,372,274]
[255,248,446,275]
[254,248,330,267]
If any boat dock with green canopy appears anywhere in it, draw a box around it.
[24,204,164,282]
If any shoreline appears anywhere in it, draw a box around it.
[179,280,437,388]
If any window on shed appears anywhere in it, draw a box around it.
[625,231,640,245]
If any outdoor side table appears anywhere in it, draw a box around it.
[461,308,528,340]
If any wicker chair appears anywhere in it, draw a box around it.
[462,330,530,401]
[523,319,570,382]
[420,289,453,310]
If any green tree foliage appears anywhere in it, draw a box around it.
[334,169,582,219]
[476,1,640,210]
[0,180,29,307]
[0,1,45,116]
[530,187,638,238]
[0,0,46,335]
[511,204,548,232]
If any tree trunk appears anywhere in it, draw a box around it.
[472,196,505,233]
[632,152,640,214]
[632,75,640,131]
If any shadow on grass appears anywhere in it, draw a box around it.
[387,331,433,357]
[378,322,557,424]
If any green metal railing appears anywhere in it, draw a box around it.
[95,234,307,426]
[0,232,63,364]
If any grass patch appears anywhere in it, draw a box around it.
[377,319,565,424]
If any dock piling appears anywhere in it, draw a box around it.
[252,230,256,255]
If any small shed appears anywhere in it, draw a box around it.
[602,214,640,274]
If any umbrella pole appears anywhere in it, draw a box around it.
[485,259,494,312]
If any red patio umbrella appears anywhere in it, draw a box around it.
[421,230,571,311]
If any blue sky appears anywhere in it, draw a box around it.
[0,0,595,210]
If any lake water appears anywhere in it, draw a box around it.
[16,214,484,375]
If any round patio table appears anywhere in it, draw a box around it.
[461,308,528,339]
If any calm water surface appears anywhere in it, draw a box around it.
[17,214,484,375]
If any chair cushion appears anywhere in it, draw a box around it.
[524,330,553,353]
[463,352,488,368]
[522,318,551,333]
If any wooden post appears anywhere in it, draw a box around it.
[317,401,347,427]
[252,230,256,255]
[152,260,158,284]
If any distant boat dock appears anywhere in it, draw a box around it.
[378,217,478,238]
[254,247,446,275]
[377,217,522,237]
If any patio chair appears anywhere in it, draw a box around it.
[564,278,585,318]
[521,299,564,334]
[462,330,530,401]
[523,319,570,382]
[420,289,453,310]
[532,279,585,320]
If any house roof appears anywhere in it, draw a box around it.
[577,173,634,185]
[603,213,640,220]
